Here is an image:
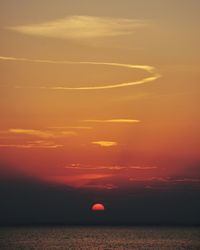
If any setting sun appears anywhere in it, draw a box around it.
[0,0,199,234]
[91,203,105,211]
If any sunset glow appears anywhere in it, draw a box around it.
[0,0,199,194]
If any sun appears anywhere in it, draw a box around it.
[91,203,105,211]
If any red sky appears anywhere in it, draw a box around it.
[0,0,199,191]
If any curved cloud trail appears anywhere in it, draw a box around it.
[0,56,161,90]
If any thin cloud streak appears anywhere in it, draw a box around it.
[9,128,77,138]
[83,183,118,190]
[0,56,161,90]
[65,164,157,170]
[0,140,63,149]
[48,126,92,130]
[83,119,141,123]
[128,177,200,190]
[129,166,157,170]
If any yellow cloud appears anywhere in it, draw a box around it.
[0,140,63,149]
[8,15,147,40]
[92,141,118,147]
[83,119,140,123]
[9,128,76,138]
[0,56,161,90]
[9,129,53,139]
[48,126,92,130]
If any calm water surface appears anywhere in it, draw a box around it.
[0,226,199,250]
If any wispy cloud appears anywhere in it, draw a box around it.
[44,174,112,188]
[0,128,76,149]
[65,164,123,170]
[9,128,77,138]
[83,183,118,190]
[48,126,92,130]
[129,166,157,170]
[0,56,161,90]
[91,141,118,147]
[128,176,200,190]
[83,119,141,124]
[0,140,63,149]
[8,15,148,40]
[65,164,157,170]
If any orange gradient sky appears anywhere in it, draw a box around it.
[0,0,199,190]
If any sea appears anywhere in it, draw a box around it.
[0,226,199,250]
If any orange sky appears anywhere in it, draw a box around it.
[0,0,199,190]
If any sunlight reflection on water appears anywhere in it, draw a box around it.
[0,226,199,250]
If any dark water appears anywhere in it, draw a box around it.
[0,226,199,250]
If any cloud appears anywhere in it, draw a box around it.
[0,128,76,149]
[48,126,92,130]
[129,166,157,170]
[65,164,157,170]
[65,164,123,170]
[0,140,63,149]
[9,129,54,139]
[83,183,118,190]
[0,56,161,90]
[9,128,77,138]
[8,15,148,40]
[83,119,141,123]
[44,174,112,188]
[128,176,200,190]
[91,141,118,147]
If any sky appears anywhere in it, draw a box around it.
[0,0,199,224]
